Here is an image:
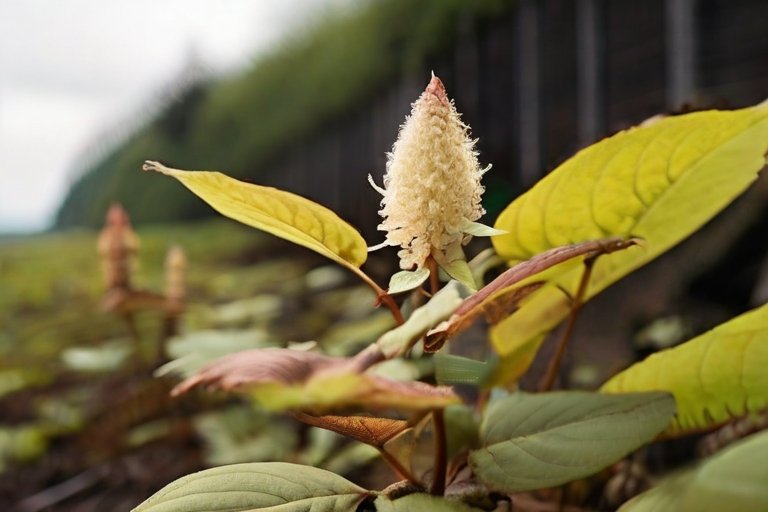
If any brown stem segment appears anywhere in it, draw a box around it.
[350,343,386,372]
[379,449,420,485]
[539,256,596,392]
[350,266,404,325]
[427,256,440,295]
[430,409,447,495]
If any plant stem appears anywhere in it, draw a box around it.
[539,257,596,392]
[379,448,420,485]
[350,343,386,372]
[350,266,404,324]
[430,409,447,495]
[427,256,440,295]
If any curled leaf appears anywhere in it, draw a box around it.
[425,237,636,351]
[171,348,342,396]
[292,412,409,447]
[172,347,459,413]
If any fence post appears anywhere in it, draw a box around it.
[666,0,698,108]
[518,0,541,185]
[576,0,605,146]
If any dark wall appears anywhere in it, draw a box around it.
[252,0,768,239]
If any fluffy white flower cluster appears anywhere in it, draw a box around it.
[372,74,487,270]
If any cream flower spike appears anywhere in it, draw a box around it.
[370,73,489,271]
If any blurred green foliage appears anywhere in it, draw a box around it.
[0,218,397,479]
[0,220,268,361]
[55,0,512,229]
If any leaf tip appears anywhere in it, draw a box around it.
[425,73,450,107]
[142,160,172,175]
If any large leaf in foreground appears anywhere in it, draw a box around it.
[602,303,768,436]
[132,462,370,511]
[143,161,367,270]
[620,430,768,512]
[490,104,768,381]
[469,391,675,493]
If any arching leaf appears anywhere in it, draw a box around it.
[143,161,367,270]
[601,303,768,436]
[490,103,768,383]
[172,347,459,413]
[469,391,675,493]
[132,462,370,511]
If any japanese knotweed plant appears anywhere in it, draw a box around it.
[134,76,768,512]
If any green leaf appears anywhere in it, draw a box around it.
[435,353,491,386]
[440,258,477,291]
[620,430,768,512]
[444,404,480,459]
[469,391,675,493]
[601,303,768,436]
[132,462,371,511]
[374,493,484,511]
[460,220,507,237]
[490,104,768,382]
[433,241,478,290]
[377,281,466,358]
[143,161,368,270]
[388,268,430,294]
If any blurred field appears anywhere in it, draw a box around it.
[0,219,397,510]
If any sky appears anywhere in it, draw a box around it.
[0,0,351,233]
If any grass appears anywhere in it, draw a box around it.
[0,218,288,363]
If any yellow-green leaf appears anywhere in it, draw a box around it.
[601,303,768,436]
[490,104,768,382]
[132,462,371,511]
[470,391,675,493]
[619,430,768,512]
[143,161,367,269]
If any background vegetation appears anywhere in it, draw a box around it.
[54,0,510,229]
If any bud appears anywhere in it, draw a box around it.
[164,245,187,314]
[97,202,139,290]
[372,74,487,270]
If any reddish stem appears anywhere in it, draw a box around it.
[430,409,447,496]
[539,257,596,391]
